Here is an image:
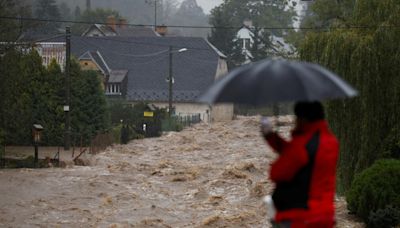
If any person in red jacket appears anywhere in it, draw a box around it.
[262,101,339,228]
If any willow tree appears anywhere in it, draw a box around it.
[300,0,400,192]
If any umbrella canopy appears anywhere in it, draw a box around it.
[198,59,358,106]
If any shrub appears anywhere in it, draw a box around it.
[346,159,400,227]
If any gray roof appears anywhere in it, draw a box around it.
[42,36,222,102]
[17,29,64,42]
[82,24,116,36]
[114,27,158,37]
[109,70,128,83]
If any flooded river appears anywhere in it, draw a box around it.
[0,116,363,227]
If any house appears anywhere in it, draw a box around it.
[235,19,296,64]
[38,35,232,122]
[235,19,255,64]
[82,16,159,37]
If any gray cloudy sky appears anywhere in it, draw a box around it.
[196,0,223,13]
[176,0,223,14]
[176,0,302,15]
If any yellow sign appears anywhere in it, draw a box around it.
[144,111,154,117]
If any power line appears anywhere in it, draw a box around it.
[2,33,215,53]
[0,16,226,29]
[2,16,400,31]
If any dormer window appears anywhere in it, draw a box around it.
[105,70,128,96]
[106,83,121,94]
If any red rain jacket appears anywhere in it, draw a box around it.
[265,120,339,226]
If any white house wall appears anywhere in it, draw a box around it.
[215,58,228,79]
[211,104,234,122]
[35,42,66,71]
[237,27,254,42]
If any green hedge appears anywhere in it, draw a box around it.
[346,159,400,227]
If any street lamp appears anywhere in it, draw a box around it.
[168,46,188,117]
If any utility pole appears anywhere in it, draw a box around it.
[64,27,71,151]
[168,46,173,117]
[154,0,157,31]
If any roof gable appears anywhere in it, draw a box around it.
[82,24,117,37]
[78,50,110,74]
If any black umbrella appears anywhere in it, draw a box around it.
[198,59,358,106]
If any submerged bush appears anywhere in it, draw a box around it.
[346,159,400,227]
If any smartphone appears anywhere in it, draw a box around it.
[261,116,269,127]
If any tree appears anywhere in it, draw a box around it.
[158,0,179,25]
[43,59,65,145]
[302,0,355,28]
[0,48,110,146]
[228,38,246,68]
[287,0,356,49]
[169,0,209,37]
[250,26,273,61]
[300,0,400,192]
[71,8,122,34]
[208,0,295,67]
[69,60,110,145]
[34,0,61,33]
[0,50,41,145]
[0,0,33,42]
[208,5,236,58]
[59,2,72,20]
[74,6,81,19]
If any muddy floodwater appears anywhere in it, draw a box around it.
[0,116,363,227]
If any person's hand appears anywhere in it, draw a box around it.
[260,117,273,136]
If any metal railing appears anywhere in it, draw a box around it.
[176,113,201,127]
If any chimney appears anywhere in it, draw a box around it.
[155,25,167,36]
[107,15,116,31]
[118,18,127,29]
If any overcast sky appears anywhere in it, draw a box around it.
[176,0,303,15]
[176,0,223,14]
[196,0,223,13]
